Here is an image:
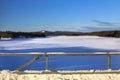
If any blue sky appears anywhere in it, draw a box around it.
[0,0,120,32]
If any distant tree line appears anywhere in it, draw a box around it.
[83,30,120,38]
[0,31,46,38]
[0,30,120,39]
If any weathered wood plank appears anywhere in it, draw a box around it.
[0,52,120,56]
[16,56,41,71]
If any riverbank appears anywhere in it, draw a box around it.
[0,70,120,80]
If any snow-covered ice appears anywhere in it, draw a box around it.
[0,36,120,52]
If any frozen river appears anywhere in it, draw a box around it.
[0,36,120,70]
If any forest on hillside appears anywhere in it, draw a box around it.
[0,30,120,39]
[83,30,120,38]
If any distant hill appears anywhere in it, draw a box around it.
[0,31,46,38]
[0,30,120,39]
[83,30,120,38]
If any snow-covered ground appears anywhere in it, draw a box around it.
[0,70,120,80]
[0,36,120,53]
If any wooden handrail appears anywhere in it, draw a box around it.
[0,52,120,71]
[0,52,120,56]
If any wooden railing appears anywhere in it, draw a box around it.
[0,52,120,71]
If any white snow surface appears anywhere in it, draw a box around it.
[0,36,120,50]
[0,70,120,80]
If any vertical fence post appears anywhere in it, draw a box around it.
[46,55,49,71]
[107,54,111,70]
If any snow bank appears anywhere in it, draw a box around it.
[0,70,120,80]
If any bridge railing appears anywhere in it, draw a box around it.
[0,52,120,71]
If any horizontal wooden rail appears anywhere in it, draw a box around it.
[0,52,120,71]
[0,53,44,56]
[0,52,120,56]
